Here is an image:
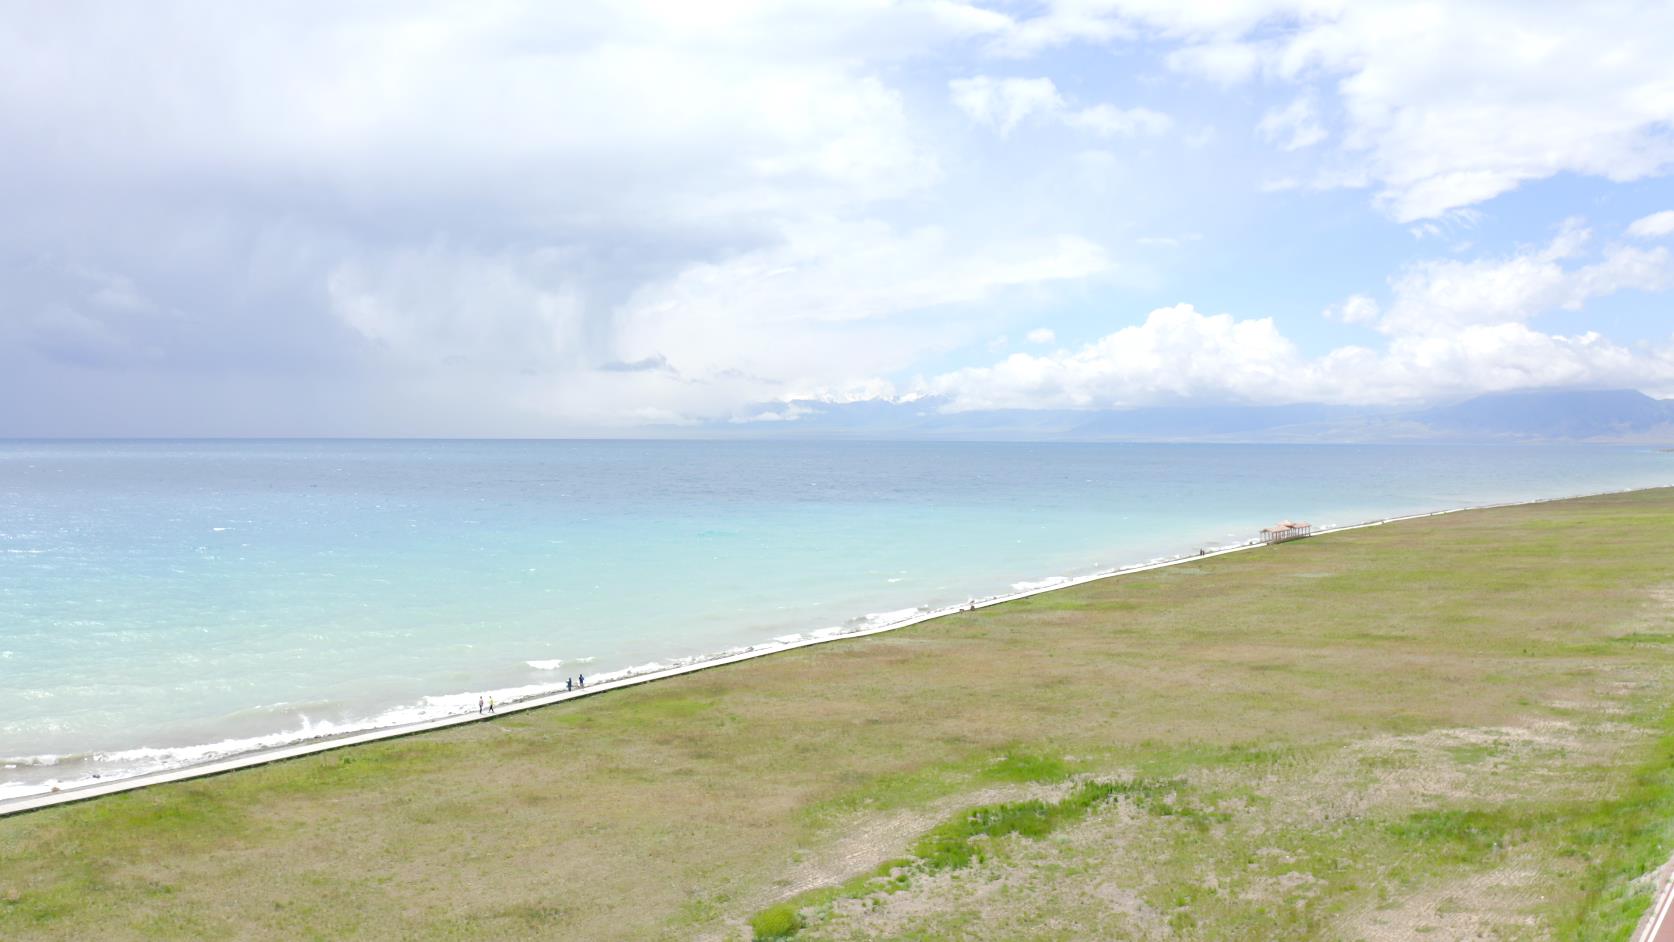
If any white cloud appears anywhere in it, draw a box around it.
[8,2,1118,428]
[1066,103,1172,137]
[314,219,1112,423]
[598,219,1111,416]
[1322,294,1378,324]
[949,76,1065,136]
[1135,2,1674,220]
[0,4,956,229]
[1375,222,1671,335]
[923,303,1303,410]
[923,302,1674,411]
[8,1,1674,432]
[1165,41,1263,85]
[923,0,1017,38]
[1354,325,1673,404]
[1257,93,1326,151]
[982,0,1339,58]
[981,1,1137,58]
[923,219,1674,412]
[950,75,1169,138]
[1628,210,1674,240]
[1026,327,1056,344]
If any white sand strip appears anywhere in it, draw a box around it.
[0,484,1662,819]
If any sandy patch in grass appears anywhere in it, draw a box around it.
[1341,861,1544,942]
[795,705,1653,940]
[774,781,1070,901]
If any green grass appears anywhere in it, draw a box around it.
[1385,808,1512,863]
[1563,717,1674,940]
[749,904,804,940]
[979,751,1075,784]
[7,488,1674,940]
[746,777,1194,937]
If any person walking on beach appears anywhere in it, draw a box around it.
[488,695,496,714]
[578,673,585,689]
[478,695,484,715]
[566,677,573,692]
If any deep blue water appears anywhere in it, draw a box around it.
[2,439,1669,795]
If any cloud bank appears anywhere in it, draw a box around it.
[1,1,1671,434]
[922,220,1674,411]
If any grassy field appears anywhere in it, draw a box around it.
[7,489,1674,940]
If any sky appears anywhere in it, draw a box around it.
[4,0,1674,436]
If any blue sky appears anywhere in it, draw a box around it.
[3,1,1674,435]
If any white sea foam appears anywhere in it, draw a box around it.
[591,661,668,684]
[526,659,565,670]
[0,679,592,802]
[1011,576,1068,592]
[1,753,62,767]
[856,607,923,629]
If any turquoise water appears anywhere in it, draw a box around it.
[2,440,1669,796]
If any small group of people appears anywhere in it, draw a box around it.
[474,672,587,719]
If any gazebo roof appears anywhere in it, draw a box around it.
[1262,520,1311,533]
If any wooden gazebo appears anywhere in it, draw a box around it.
[1260,520,1313,544]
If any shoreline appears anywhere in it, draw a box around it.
[1,482,1663,819]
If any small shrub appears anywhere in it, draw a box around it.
[750,903,803,940]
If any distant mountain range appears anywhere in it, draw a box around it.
[693,389,1674,444]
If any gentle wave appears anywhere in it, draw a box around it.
[1011,576,1068,592]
